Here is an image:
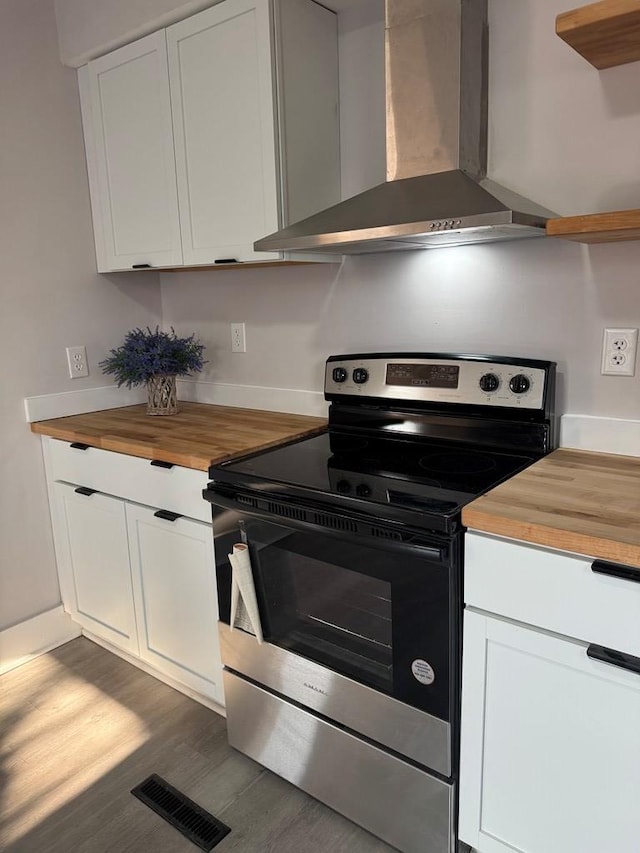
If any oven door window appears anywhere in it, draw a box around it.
[217,513,453,720]
[262,543,393,692]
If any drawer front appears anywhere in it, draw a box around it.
[224,671,454,853]
[44,437,210,523]
[465,532,640,657]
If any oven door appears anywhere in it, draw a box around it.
[209,487,461,728]
[208,487,462,852]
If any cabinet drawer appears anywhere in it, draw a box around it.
[44,437,210,523]
[465,532,640,657]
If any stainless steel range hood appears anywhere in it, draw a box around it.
[255,0,555,255]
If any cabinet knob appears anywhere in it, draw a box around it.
[132,263,152,269]
[70,442,90,450]
[150,459,174,469]
[74,486,97,496]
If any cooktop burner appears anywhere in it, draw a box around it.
[419,451,498,476]
[215,431,535,518]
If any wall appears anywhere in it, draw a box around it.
[54,0,218,66]
[53,0,360,67]
[160,0,640,429]
[0,0,161,631]
[488,0,640,216]
[0,0,633,642]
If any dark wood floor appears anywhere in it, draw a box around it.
[0,637,395,852]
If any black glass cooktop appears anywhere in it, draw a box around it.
[211,430,537,524]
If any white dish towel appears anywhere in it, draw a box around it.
[228,543,264,643]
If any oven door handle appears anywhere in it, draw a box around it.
[205,489,446,563]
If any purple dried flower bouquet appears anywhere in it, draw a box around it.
[99,327,206,415]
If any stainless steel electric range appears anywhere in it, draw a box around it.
[203,353,557,853]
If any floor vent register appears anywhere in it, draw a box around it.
[131,774,231,851]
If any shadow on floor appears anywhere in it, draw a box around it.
[0,638,394,853]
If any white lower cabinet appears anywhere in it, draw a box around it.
[127,504,221,700]
[53,484,139,655]
[459,532,640,853]
[460,610,640,853]
[45,439,223,707]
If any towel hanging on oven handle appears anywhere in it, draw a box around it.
[228,543,264,643]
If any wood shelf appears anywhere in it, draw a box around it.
[556,1,640,69]
[546,209,640,243]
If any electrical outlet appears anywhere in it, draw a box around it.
[601,328,638,376]
[230,322,246,353]
[66,345,89,379]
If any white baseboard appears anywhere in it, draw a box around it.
[23,383,640,457]
[176,378,327,417]
[0,606,81,675]
[560,414,640,457]
[24,380,325,421]
[24,385,146,423]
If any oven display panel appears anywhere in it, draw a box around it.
[386,363,460,389]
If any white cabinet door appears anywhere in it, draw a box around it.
[80,31,183,271]
[126,504,223,704]
[167,0,281,264]
[52,483,139,654]
[459,610,640,853]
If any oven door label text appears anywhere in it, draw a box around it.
[411,659,435,685]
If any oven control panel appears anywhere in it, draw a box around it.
[325,354,554,410]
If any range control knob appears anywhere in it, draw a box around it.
[335,479,351,494]
[352,367,369,385]
[479,373,500,393]
[509,374,531,395]
[356,483,372,497]
[332,366,348,383]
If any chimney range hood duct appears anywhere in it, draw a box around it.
[255,0,555,255]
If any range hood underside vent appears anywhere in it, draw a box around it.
[255,0,555,255]
[255,171,553,254]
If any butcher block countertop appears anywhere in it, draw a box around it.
[462,448,640,569]
[31,402,327,471]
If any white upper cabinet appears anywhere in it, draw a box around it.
[79,32,183,271]
[78,0,340,272]
[167,0,280,265]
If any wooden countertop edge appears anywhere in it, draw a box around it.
[30,420,327,472]
[31,422,102,443]
[462,507,640,569]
